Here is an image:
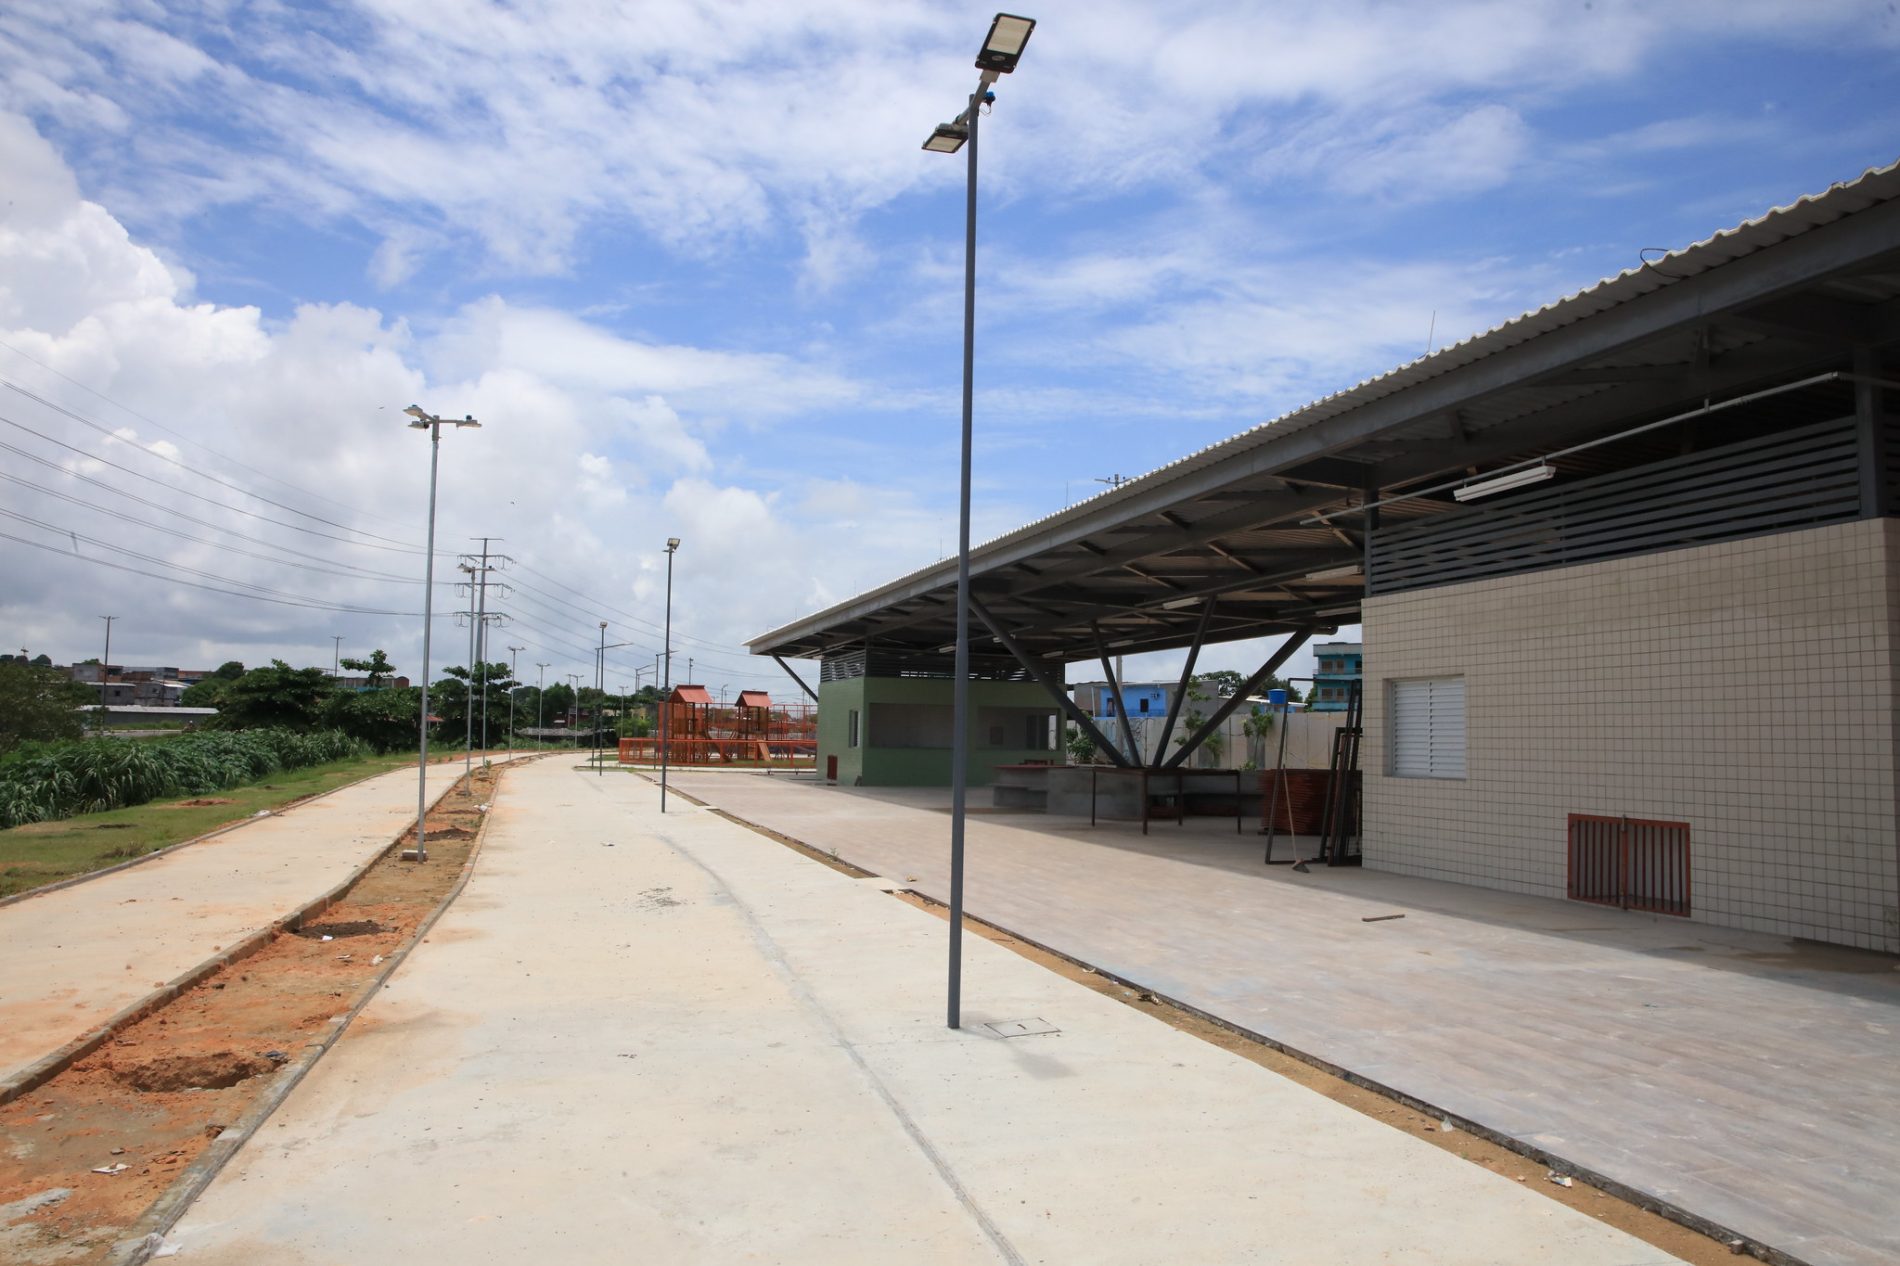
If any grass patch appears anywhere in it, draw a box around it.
[0,751,418,899]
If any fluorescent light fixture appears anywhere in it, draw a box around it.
[1315,605,1359,618]
[1454,463,1553,502]
[1304,564,1362,582]
[922,123,968,154]
[1161,596,1203,610]
[1108,638,1139,649]
[976,13,1036,72]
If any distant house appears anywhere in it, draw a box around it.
[1308,642,1363,712]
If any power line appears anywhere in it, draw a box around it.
[0,504,433,614]
[0,337,420,535]
[0,526,433,616]
[0,470,455,586]
[1,376,422,549]
[0,412,427,554]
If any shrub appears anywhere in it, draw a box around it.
[0,728,369,829]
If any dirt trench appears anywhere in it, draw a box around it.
[0,766,502,1265]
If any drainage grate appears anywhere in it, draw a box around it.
[1568,814,1691,917]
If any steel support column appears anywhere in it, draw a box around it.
[969,596,1131,766]
[1161,628,1314,770]
[1094,622,1140,765]
[772,655,819,703]
[1151,598,1215,767]
[1856,347,1890,518]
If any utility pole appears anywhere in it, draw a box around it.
[97,615,116,736]
[457,566,477,789]
[566,673,582,747]
[687,656,694,684]
[596,622,607,775]
[332,635,343,679]
[536,662,549,752]
[461,537,508,765]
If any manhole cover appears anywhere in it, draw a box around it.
[983,1018,1060,1038]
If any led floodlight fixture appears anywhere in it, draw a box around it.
[977,13,1036,72]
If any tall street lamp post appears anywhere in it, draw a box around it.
[403,405,480,862]
[661,537,680,812]
[596,635,639,775]
[535,662,550,751]
[921,12,1035,1030]
[507,645,524,750]
[96,615,116,735]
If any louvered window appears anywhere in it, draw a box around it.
[1390,677,1465,779]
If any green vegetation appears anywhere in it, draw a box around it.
[0,728,368,830]
[0,749,415,898]
[0,662,94,754]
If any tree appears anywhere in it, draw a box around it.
[323,685,421,752]
[0,662,91,755]
[31,653,52,668]
[339,649,396,687]
[179,677,230,708]
[1173,673,1225,768]
[211,660,337,730]
[213,660,246,680]
[1201,669,1246,697]
[1065,723,1096,765]
[541,681,577,724]
[430,662,517,746]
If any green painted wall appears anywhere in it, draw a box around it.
[817,674,1058,787]
[816,675,867,784]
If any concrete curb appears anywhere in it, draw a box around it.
[701,799,1787,1266]
[0,752,509,912]
[107,757,518,1266]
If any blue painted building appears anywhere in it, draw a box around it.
[1308,642,1362,712]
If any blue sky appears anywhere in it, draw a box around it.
[1,0,1897,692]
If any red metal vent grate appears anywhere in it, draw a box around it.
[1567,814,1691,917]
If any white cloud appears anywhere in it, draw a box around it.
[7,1,1893,283]
[0,111,929,682]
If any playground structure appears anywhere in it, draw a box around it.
[619,686,817,768]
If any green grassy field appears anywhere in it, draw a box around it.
[0,751,418,899]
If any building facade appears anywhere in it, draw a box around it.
[1307,642,1363,712]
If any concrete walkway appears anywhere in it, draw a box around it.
[674,772,1900,1266]
[170,761,1675,1265]
[0,757,514,1088]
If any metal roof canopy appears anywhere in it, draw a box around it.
[751,162,1900,667]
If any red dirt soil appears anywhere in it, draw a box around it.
[0,766,501,1264]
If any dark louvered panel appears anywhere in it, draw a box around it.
[1368,415,1861,595]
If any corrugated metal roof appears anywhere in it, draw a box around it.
[670,685,713,704]
[753,158,1900,652]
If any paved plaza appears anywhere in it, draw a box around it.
[680,770,1900,1266]
[167,761,1676,1265]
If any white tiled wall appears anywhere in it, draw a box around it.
[1361,517,1900,953]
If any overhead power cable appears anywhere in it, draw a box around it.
[1,376,422,549]
[0,504,431,614]
[0,470,454,587]
[0,439,442,578]
[0,526,434,616]
[0,336,420,536]
[0,412,427,554]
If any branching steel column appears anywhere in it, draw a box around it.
[1161,628,1314,770]
[1093,621,1139,764]
[772,655,819,703]
[1152,598,1215,767]
[969,596,1130,766]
